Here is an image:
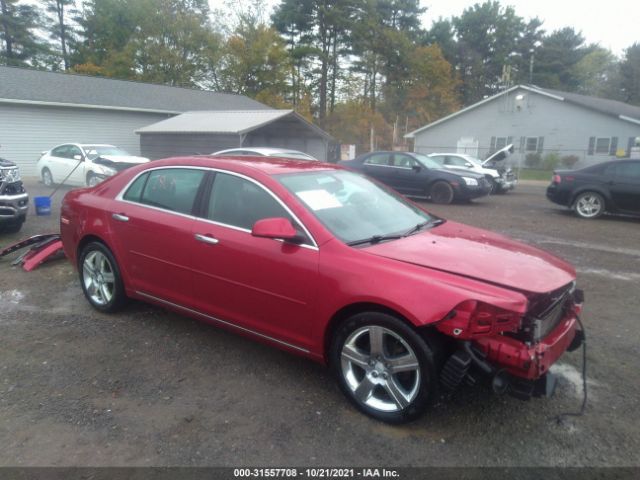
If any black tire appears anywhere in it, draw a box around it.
[78,241,127,312]
[573,191,605,219]
[329,312,438,423]
[486,176,497,194]
[430,181,455,204]
[42,168,53,187]
[0,217,24,234]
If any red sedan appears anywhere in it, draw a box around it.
[60,156,584,423]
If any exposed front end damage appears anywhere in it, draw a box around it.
[436,283,585,400]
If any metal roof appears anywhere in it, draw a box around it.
[136,110,333,140]
[0,66,269,114]
[406,85,640,138]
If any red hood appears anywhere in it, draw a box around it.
[364,221,575,294]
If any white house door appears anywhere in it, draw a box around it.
[457,137,479,157]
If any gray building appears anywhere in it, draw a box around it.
[406,85,640,167]
[0,66,269,176]
[137,110,333,161]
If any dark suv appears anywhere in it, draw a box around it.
[546,159,640,219]
[0,158,29,233]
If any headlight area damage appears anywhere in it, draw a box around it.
[434,283,584,400]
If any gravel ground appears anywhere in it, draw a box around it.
[0,178,639,467]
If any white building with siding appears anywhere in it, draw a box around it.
[0,66,269,176]
[405,85,640,168]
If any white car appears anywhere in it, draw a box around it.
[212,147,319,161]
[37,144,150,187]
[428,144,517,194]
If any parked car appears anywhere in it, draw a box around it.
[339,151,491,204]
[0,156,28,233]
[60,156,584,423]
[37,144,150,188]
[212,147,318,161]
[546,159,640,219]
[428,144,517,194]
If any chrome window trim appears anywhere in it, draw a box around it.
[136,291,310,354]
[115,165,319,249]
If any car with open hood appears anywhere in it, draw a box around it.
[37,144,150,188]
[339,151,492,204]
[60,156,584,423]
[428,144,517,193]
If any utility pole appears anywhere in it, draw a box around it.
[529,48,535,85]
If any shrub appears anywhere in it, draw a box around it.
[561,155,580,169]
[525,153,542,168]
[542,152,561,171]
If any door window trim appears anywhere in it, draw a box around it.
[116,166,318,250]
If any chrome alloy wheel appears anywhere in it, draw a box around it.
[575,193,603,218]
[340,325,421,412]
[82,250,116,306]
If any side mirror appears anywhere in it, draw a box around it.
[252,217,300,242]
[412,165,421,172]
[465,162,473,168]
[73,154,83,161]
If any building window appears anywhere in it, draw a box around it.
[525,137,539,152]
[595,137,611,155]
[495,137,508,150]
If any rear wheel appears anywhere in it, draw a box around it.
[430,181,455,204]
[78,242,127,312]
[573,191,604,219]
[330,312,438,423]
[42,168,53,187]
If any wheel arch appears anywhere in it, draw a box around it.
[77,234,116,267]
[570,186,613,211]
[322,302,442,364]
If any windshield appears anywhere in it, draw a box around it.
[412,153,445,169]
[84,146,132,159]
[277,170,434,245]
[268,151,317,161]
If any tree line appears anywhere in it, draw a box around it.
[1,0,639,151]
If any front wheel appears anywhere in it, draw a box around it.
[78,242,127,312]
[430,181,455,204]
[42,168,53,187]
[573,191,605,219]
[87,173,101,187]
[329,312,438,423]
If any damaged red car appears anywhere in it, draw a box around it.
[60,157,584,423]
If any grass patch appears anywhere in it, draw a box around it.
[517,169,553,181]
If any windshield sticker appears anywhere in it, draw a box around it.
[297,189,343,210]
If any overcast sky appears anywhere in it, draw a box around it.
[424,0,638,55]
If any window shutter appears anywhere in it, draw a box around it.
[628,137,636,157]
[507,136,513,147]
[609,137,618,156]
[537,137,544,153]
[519,136,525,153]
[490,136,496,153]
[588,137,595,155]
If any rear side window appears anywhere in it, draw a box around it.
[123,173,149,202]
[365,153,391,166]
[206,173,293,230]
[136,168,205,215]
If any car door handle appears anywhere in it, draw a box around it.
[112,213,129,222]
[194,233,219,245]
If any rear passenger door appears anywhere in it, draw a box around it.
[362,153,395,188]
[110,167,207,306]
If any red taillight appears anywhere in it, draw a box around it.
[436,300,522,340]
[552,174,561,184]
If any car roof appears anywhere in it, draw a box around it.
[149,155,337,176]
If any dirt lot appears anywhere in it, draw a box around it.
[1,178,639,467]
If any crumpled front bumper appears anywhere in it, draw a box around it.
[473,313,580,380]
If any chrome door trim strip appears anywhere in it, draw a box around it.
[136,290,310,354]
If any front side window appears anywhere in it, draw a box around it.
[136,168,205,215]
[443,156,469,167]
[277,170,434,245]
[206,172,294,231]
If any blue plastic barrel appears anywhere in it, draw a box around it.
[34,196,52,216]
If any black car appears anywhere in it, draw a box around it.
[339,151,491,204]
[546,159,640,219]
